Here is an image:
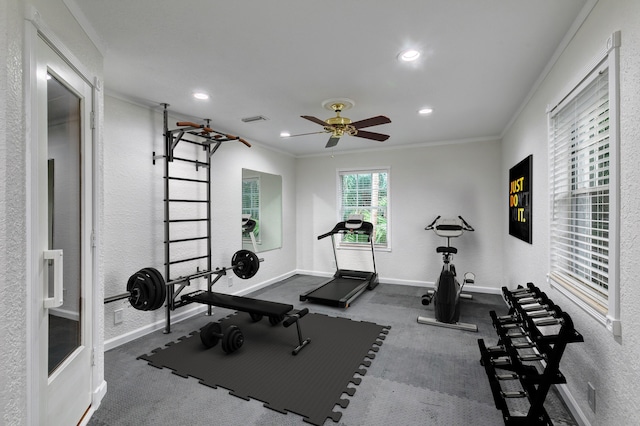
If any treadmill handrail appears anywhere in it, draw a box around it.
[317,220,374,240]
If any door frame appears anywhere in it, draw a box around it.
[24,11,104,425]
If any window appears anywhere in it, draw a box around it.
[242,177,260,240]
[547,32,620,335]
[337,168,389,249]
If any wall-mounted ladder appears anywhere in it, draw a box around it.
[155,104,251,333]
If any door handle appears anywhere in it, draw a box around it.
[44,249,64,309]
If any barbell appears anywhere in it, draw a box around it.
[104,249,262,311]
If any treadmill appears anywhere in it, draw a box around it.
[300,215,379,308]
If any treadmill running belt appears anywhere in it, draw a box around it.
[311,218,379,309]
[305,277,367,304]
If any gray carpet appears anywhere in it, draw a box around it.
[89,275,577,426]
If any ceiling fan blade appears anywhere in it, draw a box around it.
[354,130,390,142]
[350,115,391,129]
[283,131,327,138]
[325,136,340,148]
[301,115,329,127]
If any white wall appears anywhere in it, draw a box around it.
[295,140,504,291]
[1,0,28,420]
[102,95,297,345]
[501,0,640,424]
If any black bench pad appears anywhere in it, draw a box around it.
[182,290,293,317]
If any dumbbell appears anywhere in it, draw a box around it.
[200,322,244,354]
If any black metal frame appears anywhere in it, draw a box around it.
[478,283,583,425]
[155,104,246,333]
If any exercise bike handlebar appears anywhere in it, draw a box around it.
[425,215,441,230]
[458,216,475,232]
[424,215,474,232]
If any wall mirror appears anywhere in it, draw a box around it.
[242,169,282,252]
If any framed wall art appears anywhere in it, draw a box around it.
[509,155,532,243]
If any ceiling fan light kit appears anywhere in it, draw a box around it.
[398,49,421,62]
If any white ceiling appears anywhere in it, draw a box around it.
[72,0,588,156]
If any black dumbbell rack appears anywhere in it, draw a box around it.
[478,283,583,425]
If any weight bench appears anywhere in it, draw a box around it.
[182,290,311,355]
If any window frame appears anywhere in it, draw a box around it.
[336,167,391,251]
[546,32,621,336]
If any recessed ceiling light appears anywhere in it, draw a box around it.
[398,49,421,62]
[280,131,291,138]
[193,92,209,100]
[419,108,433,115]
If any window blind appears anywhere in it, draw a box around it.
[549,67,609,308]
[242,177,260,223]
[338,170,388,247]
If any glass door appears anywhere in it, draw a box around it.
[36,34,94,425]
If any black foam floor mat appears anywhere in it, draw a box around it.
[138,312,390,425]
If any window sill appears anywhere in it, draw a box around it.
[337,243,390,253]
[547,274,621,337]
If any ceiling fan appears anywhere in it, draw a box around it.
[291,99,391,148]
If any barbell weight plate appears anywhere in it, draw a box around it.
[221,325,244,354]
[126,271,137,293]
[151,268,167,311]
[231,249,260,279]
[139,269,157,312]
[129,272,151,311]
[142,267,166,311]
[200,322,222,349]
[139,268,159,311]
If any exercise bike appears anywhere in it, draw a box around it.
[417,216,478,332]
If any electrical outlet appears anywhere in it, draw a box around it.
[114,309,123,325]
[587,382,596,412]
[228,276,233,287]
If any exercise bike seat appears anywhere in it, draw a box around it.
[437,246,457,254]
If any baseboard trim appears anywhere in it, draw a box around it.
[232,270,298,296]
[80,380,107,426]
[555,383,591,426]
[92,379,107,406]
[104,304,209,351]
